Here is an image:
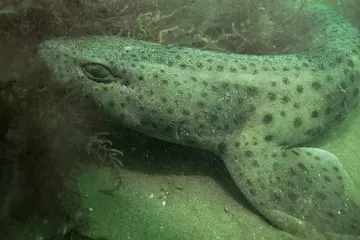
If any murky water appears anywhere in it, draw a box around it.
[1,1,360,239]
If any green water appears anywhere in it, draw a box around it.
[1,0,360,240]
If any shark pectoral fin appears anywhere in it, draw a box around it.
[222,141,360,237]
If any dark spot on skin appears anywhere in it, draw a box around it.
[267,92,277,101]
[209,113,218,123]
[305,127,322,137]
[293,117,303,128]
[271,192,282,202]
[302,62,309,67]
[221,82,230,89]
[180,63,187,69]
[182,109,190,116]
[218,142,227,154]
[162,79,169,85]
[280,111,287,117]
[324,176,331,182]
[202,81,208,87]
[245,151,253,157]
[311,110,319,118]
[245,86,259,96]
[252,160,259,167]
[332,166,340,172]
[237,97,244,104]
[246,179,253,186]
[317,63,325,70]
[281,152,287,158]
[325,75,333,83]
[316,191,327,201]
[138,75,144,80]
[314,156,321,161]
[234,114,246,125]
[216,65,224,71]
[249,188,256,196]
[248,104,256,112]
[264,135,273,141]
[281,96,290,103]
[293,103,300,109]
[347,59,355,68]
[196,62,203,68]
[282,77,290,84]
[273,162,280,171]
[108,101,115,108]
[305,177,313,184]
[271,81,277,87]
[230,67,237,72]
[287,191,298,200]
[167,108,174,114]
[297,163,308,172]
[263,114,273,124]
[282,67,290,72]
[201,92,208,98]
[211,85,218,92]
[335,56,343,63]
[291,150,300,156]
[234,141,240,148]
[312,81,321,90]
[271,153,277,158]
[296,85,304,93]
[197,101,206,108]
[354,88,359,97]
[349,72,357,83]
[288,167,297,176]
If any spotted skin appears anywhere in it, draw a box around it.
[39,1,360,238]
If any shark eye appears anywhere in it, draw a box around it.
[82,63,114,83]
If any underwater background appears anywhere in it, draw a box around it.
[0,0,360,239]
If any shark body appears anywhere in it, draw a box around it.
[39,1,360,238]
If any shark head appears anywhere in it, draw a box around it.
[38,36,231,150]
